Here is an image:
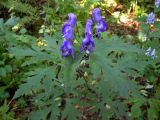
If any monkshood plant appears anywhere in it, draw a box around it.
[11,8,149,120]
[133,1,160,120]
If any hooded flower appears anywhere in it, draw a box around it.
[145,47,152,56]
[147,12,155,24]
[60,40,74,58]
[60,13,76,58]
[92,8,102,23]
[155,0,160,8]
[85,19,93,36]
[81,19,95,53]
[66,13,76,27]
[62,25,74,41]
[151,49,156,59]
[80,34,95,53]
[92,8,107,38]
[145,47,156,59]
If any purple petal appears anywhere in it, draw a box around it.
[96,19,107,32]
[151,49,156,59]
[67,13,76,27]
[80,35,95,52]
[62,25,74,41]
[147,12,155,24]
[80,36,90,52]
[145,47,152,56]
[87,39,95,52]
[95,29,101,38]
[92,8,102,23]
[155,0,160,8]
[85,19,93,36]
[60,40,74,58]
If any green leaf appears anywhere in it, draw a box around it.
[131,100,143,118]
[13,66,55,99]
[148,99,160,120]
[29,108,50,120]
[98,35,141,54]
[0,100,15,120]
[62,99,81,120]
[10,47,37,59]
[89,36,141,98]
[5,16,19,26]
[90,52,139,98]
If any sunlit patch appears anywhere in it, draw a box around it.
[36,39,47,46]
[12,23,22,31]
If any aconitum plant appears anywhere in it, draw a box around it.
[80,19,95,53]
[145,47,152,56]
[60,13,76,58]
[60,40,74,58]
[60,8,107,58]
[92,8,107,38]
[155,0,160,8]
[151,49,156,59]
[147,12,155,24]
[145,47,156,59]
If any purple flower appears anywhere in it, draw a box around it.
[145,47,152,56]
[147,12,155,24]
[80,35,95,53]
[67,13,76,27]
[151,49,156,59]
[155,0,160,8]
[60,13,76,58]
[92,8,107,38]
[95,19,107,32]
[62,25,74,41]
[145,47,156,59]
[62,13,76,28]
[92,8,102,23]
[60,40,74,58]
[85,19,93,36]
[81,19,95,53]
[95,19,107,38]
[61,13,76,41]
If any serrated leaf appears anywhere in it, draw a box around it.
[131,100,143,118]
[90,37,141,98]
[96,35,141,54]
[5,16,19,26]
[29,108,50,120]
[10,47,37,59]
[90,52,139,98]
[62,99,81,120]
[13,66,55,99]
[148,99,160,120]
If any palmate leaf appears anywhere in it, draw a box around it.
[131,99,143,118]
[10,47,37,59]
[90,52,139,98]
[117,53,147,72]
[29,95,61,120]
[4,16,20,26]
[148,99,160,120]
[100,34,142,54]
[10,46,55,61]
[90,36,141,98]
[89,35,144,119]
[29,108,50,120]
[0,100,15,120]
[62,99,81,120]
[13,66,55,99]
